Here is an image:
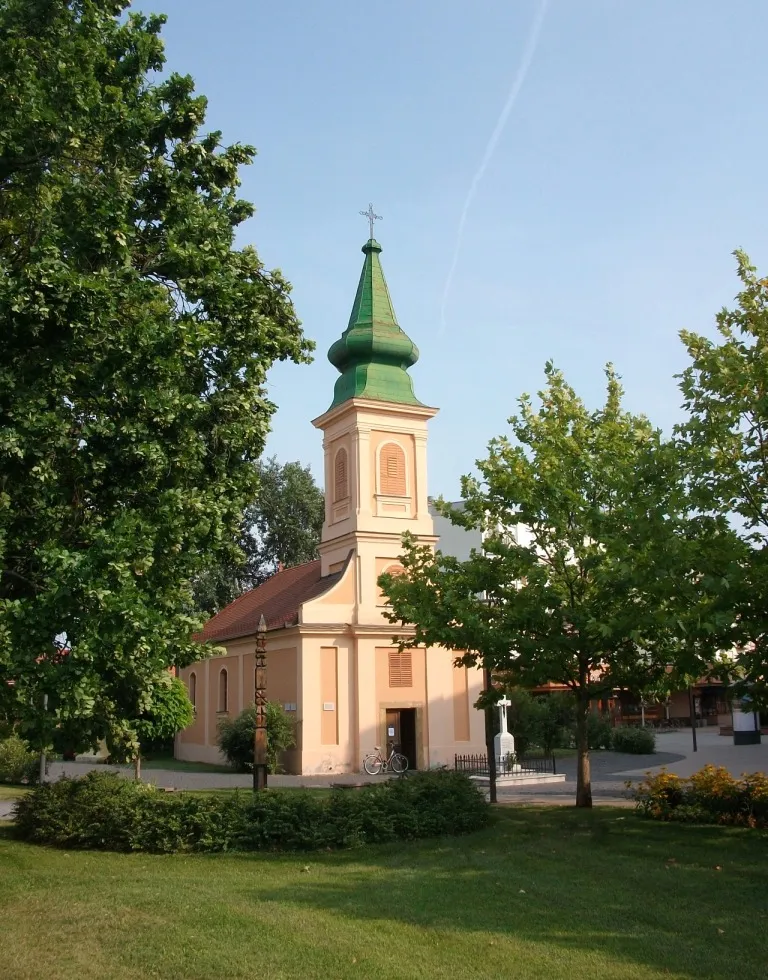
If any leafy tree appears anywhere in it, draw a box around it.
[0,1,310,757]
[679,250,768,705]
[486,687,572,755]
[217,702,296,774]
[381,365,690,807]
[193,457,325,614]
[94,673,193,780]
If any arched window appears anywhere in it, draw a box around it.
[379,442,406,496]
[377,563,405,606]
[218,668,228,713]
[334,448,349,501]
[189,671,197,710]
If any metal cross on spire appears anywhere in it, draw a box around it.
[359,202,382,239]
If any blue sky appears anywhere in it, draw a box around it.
[136,0,768,499]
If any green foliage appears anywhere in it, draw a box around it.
[0,735,39,785]
[678,251,768,704]
[610,725,655,754]
[491,688,611,752]
[217,702,296,774]
[539,692,579,751]
[491,688,577,754]
[586,712,613,750]
[381,364,688,806]
[12,769,490,853]
[632,765,768,828]
[103,674,194,763]
[135,675,194,751]
[496,689,542,755]
[0,1,310,752]
[193,457,325,615]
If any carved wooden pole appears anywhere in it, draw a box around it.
[254,614,268,791]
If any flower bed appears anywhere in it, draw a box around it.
[631,765,768,828]
[12,768,490,853]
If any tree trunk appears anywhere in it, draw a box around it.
[133,754,141,781]
[575,697,592,808]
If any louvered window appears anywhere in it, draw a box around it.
[334,448,349,501]
[388,650,413,688]
[379,443,406,496]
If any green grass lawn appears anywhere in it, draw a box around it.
[184,786,332,799]
[0,785,30,801]
[1,807,766,980]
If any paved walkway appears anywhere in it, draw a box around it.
[44,762,387,791]
[494,728,768,803]
[1,728,765,815]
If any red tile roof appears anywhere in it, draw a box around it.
[197,559,346,644]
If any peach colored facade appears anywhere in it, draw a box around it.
[176,394,486,773]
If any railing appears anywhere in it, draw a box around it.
[454,752,556,776]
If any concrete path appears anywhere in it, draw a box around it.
[1,728,764,813]
[44,761,388,791]
[494,728,768,803]
[617,727,768,779]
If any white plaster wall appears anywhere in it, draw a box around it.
[430,500,482,562]
[174,737,228,766]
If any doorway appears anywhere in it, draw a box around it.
[385,708,418,771]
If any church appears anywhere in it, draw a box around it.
[175,229,486,773]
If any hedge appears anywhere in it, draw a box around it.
[631,765,768,828]
[12,768,490,853]
[611,725,656,754]
[0,736,40,785]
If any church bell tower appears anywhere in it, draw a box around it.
[311,217,437,620]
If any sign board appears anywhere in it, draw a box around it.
[322,702,335,711]
[388,726,395,737]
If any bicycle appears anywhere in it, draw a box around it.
[362,741,409,775]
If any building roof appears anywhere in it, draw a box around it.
[198,559,345,644]
[326,238,422,410]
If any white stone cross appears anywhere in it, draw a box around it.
[497,696,512,734]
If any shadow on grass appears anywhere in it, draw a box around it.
[246,808,768,980]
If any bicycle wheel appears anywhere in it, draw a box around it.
[363,754,382,775]
[391,753,408,774]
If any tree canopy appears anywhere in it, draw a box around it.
[679,250,768,705]
[0,0,311,758]
[193,456,325,615]
[381,365,696,806]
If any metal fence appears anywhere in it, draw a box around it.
[454,752,556,776]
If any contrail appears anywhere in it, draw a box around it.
[439,0,550,335]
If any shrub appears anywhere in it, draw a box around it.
[587,712,613,750]
[489,689,578,754]
[490,689,616,753]
[535,692,578,753]
[13,768,490,853]
[611,725,655,754]
[632,765,768,828]
[217,702,295,773]
[495,689,541,754]
[0,736,40,785]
